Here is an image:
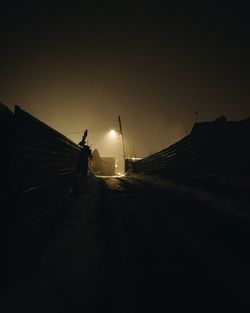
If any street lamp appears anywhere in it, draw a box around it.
[106,116,126,173]
[118,116,126,173]
[108,129,119,140]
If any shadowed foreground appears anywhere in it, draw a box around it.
[6,175,250,312]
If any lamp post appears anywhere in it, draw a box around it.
[118,115,126,173]
[107,116,126,174]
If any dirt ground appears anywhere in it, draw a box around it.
[4,174,250,312]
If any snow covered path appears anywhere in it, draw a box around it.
[6,175,250,312]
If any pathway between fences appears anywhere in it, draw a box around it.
[4,175,250,313]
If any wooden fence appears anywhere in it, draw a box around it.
[13,105,88,226]
[129,116,250,179]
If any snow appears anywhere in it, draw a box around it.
[126,173,250,220]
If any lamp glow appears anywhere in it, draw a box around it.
[108,129,118,139]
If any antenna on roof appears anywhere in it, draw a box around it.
[195,109,199,123]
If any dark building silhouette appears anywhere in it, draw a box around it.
[91,149,116,176]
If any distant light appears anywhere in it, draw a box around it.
[131,158,141,161]
[108,129,119,139]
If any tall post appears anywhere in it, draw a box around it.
[118,115,126,173]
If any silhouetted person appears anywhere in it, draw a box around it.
[78,129,91,176]
[78,129,88,147]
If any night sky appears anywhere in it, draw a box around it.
[1,2,250,167]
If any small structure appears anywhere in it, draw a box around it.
[102,157,116,176]
[125,157,142,173]
[91,149,116,176]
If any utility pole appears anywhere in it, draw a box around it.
[118,115,126,172]
[132,144,136,158]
